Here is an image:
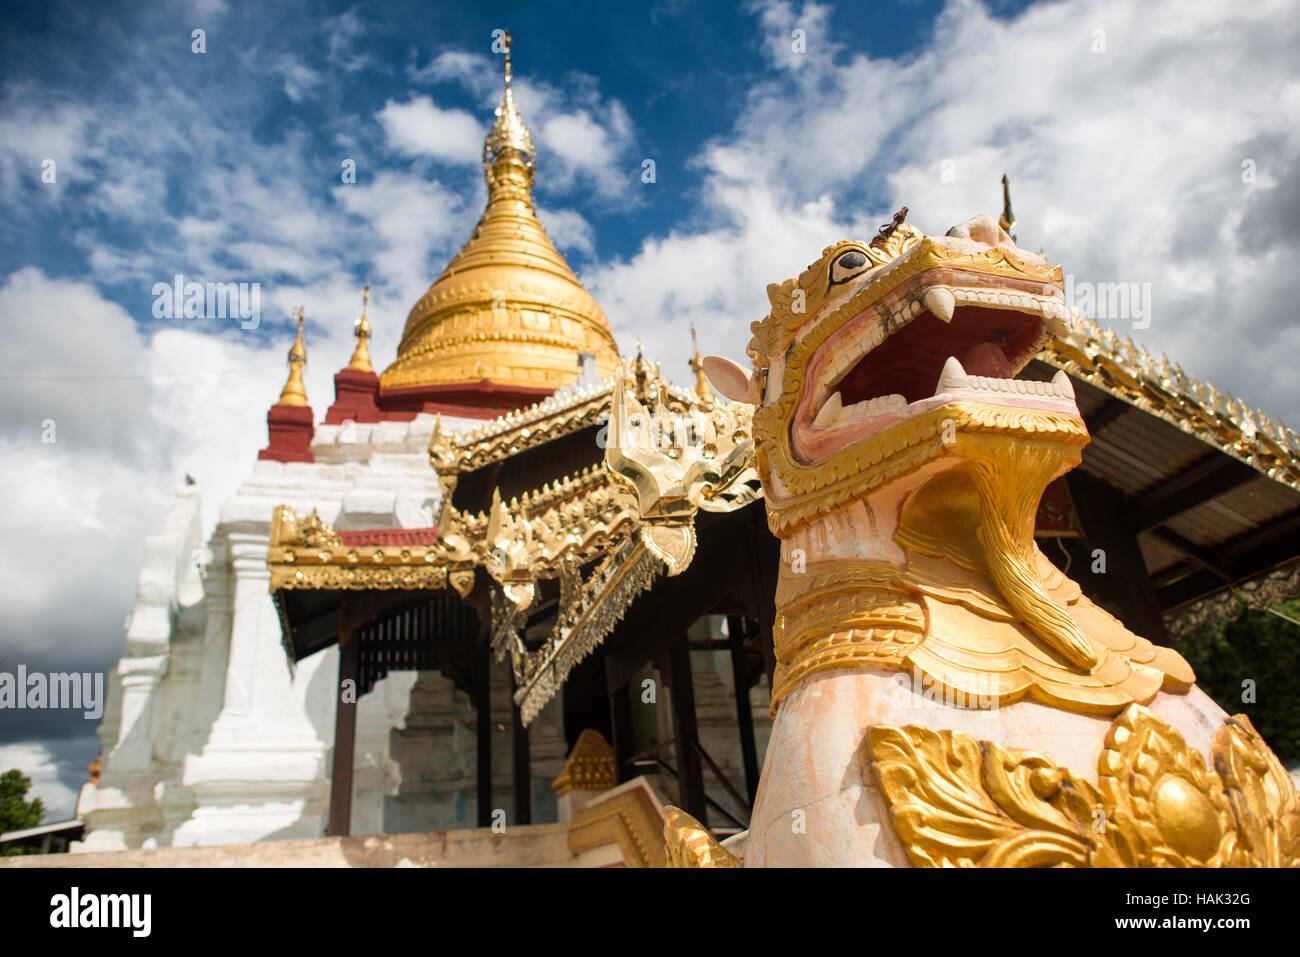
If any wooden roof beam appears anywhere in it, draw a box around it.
[1124,455,1259,534]
[1083,396,1130,436]
[1147,527,1233,583]
[1156,506,1300,611]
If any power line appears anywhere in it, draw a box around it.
[0,365,288,382]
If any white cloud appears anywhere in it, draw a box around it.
[325,9,371,73]
[408,50,500,99]
[0,90,94,205]
[536,205,596,257]
[188,0,229,18]
[513,79,639,204]
[403,49,641,203]
[376,96,485,165]
[0,742,80,823]
[535,104,635,200]
[333,170,478,310]
[590,0,1300,430]
[276,55,323,102]
[0,269,354,675]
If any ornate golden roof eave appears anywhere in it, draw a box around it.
[434,379,616,474]
[266,506,473,596]
[277,308,309,407]
[490,358,762,724]
[1038,314,1300,495]
[568,778,669,867]
[268,355,762,724]
[987,175,1291,489]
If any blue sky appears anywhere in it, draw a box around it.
[1,0,1298,818]
[1,0,1038,344]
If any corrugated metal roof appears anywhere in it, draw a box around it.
[1079,424,1208,497]
[1161,478,1300,548]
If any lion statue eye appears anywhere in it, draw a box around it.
[830,249,870,285]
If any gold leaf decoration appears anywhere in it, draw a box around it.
[663,806,742,868]
[865,704,1299,868]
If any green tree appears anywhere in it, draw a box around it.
[1175,599,1300,764]
[0,769,45,856]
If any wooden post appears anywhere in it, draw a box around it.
[727,615,761,804]
[745,505,781,689]
[666,636,707,825]
[561,651,612,752]
[509,666,531,825]
[1064,471,1170,643]
[328,596,371,837]
[607,661,634,784]
[475,650,492,828]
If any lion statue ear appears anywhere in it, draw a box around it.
[703,356,761,405]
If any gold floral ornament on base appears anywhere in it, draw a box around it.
[865,704,1299,868]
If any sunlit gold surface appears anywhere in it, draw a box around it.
[663,807,742,868]
[552,729,617,795]
[267,505,457,592]
[276,309,309,407]
[380,37,619,395]
[866,705,1299,867]
[689,326,714,403]
[347,283,374,372]
[482,31,534,172]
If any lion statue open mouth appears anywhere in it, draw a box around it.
[663,212,1298,868]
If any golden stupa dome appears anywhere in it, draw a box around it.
[380,34,620,400]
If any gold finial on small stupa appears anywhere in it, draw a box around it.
[999,173,1017,243]
[347,281,374,372]
[277,307,309,406]
[483,30,535,174]
[689,325,713,402]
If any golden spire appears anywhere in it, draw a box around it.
[380,32,619,397]
[482,30,535,175]
[277,307,309,406]
[347,281,374,372]
[689,325,713,402]
[999,173,1017,243]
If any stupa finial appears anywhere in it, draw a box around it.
[689,325,713,402]
[347,281,374,373]
[483,30,535,175]
[278,308,309,406]
[999,173,1017,243]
